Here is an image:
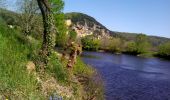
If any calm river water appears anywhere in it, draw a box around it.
[81,51,170,100]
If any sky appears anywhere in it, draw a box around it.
[5,0,170,38]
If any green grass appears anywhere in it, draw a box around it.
[73,57,104,100]
[0,18,104,99]
[0,21,44,99]
[73,57,94,76]
[46,51,68,83]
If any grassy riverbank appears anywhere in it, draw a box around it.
[0,19,103,99]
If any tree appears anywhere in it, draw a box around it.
[36,0,57,69]
[125,34,151,55]
[55,13,68,47]
[158,42,170,58]
[109,38,122,53]
[100,37,111,50]
[17,0,42,36]
[81,35,100,51]
[126,41,137,54]
[135,34,151,54]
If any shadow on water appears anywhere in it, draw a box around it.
[81,51,170,100]
[81,53,102,59]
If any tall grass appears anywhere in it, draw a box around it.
[73,57,93,76]
[46,52,68,83]
[0,20,44,99]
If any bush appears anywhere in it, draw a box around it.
[55,13,68,47]
[125,34,151,55]
[46,51,68,83]
[135,34,151,54]
[73,57,93,75]
[157,42,170,58]
[109,38,122,53]
[81,35,100,51]
[126,41,138,54]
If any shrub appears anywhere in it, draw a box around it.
[157,42,170,58]
[81,35,100,51]
[125,34,151,55]
[46,51,68,83]
[109,38,122,53]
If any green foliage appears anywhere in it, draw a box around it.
[55,13,68,47]
[109,38,122,53]
[135,34,151,54]
[0,22,44,99]
[52,0,68,47]
[73,57,104,100]
[157,42,170,58]
[125,34,151,55]
[17,0,43,36]
[73,57,93,75]
[81,35,100,51]
[50,0,64,13]
[46,51,68,83]
[69,30,77,42]
[126,41,137,53]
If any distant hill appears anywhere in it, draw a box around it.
[65,12,108,31]
[65,12,170,46]
[65,12,114,37]
[117,32,170,46]
[0,9,169,46]
[0,8,19,25]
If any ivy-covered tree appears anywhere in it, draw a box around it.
[17,0,42,36]
[37,0,64,69]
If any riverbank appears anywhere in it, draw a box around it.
[84,49,170,60]
[74,58,104,100]
[0,21,104,99]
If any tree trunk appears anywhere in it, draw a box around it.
[37,0,56,69]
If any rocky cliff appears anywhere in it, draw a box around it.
[65,12,112,38]
[65,12,170,46]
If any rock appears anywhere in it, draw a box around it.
[26,61,36,74]
[65,19,72,26]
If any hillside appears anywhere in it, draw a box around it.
[65,12,170,46]
[0,8,19,25]
[0,9,169,46]
[65,12,113,37]
[0,9,104,99]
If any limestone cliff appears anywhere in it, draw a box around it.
[65,12,113,38]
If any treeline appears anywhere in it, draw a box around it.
[81,34,170,59]
[156,42,170,59]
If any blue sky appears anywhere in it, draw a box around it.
[5,0,170,38]
[64,0,170,38]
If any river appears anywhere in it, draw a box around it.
[81,51,170,100]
